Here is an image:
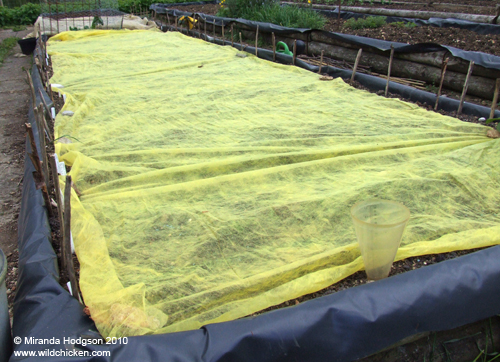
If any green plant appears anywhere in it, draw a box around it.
[485,118,500,132]
[0,3,41,27]
[343,15,386,30]
[0,36,19,64]
[390,21,417,28]
[217,0,327,29]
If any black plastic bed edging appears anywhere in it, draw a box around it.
[153,6,500,118]
[151,0,500,36]
[314,8,500,36]
[9,33,500,362]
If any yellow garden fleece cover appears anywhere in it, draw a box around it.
[48,29,500,338]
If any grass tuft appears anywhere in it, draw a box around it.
[0,37,20,65]
[343,16,387,30]
[217,0,326,29]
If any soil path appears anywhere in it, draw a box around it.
[0,28,31,256]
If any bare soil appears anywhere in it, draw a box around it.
[0,27,32,318]
[298,0,498,15]
[165,3,500,55]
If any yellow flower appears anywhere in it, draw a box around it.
[308,0,311,3]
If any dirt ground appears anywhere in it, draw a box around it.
[0,27,32,316]
[165,3,500,55]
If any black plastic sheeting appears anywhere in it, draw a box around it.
[156,12,500,118]
[151,0,500,35]
[315,8,500,36]
[10,39,500,362]
[151,4,500,72]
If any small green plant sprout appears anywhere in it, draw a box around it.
[390,21,417,28]
[485,118,500,132]
[343,16,386,30]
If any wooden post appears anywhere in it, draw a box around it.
[385,44,395,97]
[255,25,259,57]
[490,78,500,119]
[204,19,207,40]
[213,20,216,41]
[350,49,363,84]
[434,57,449,111]
[175,16,177,31]
[231,24,234,47]
[318,50,324,74]
[457,61,474,115]
[50,154,65,247]
[292,39,297,65]
[38,89,53,139]
[197,17,201,38]
[239,32,243,51]
[338,0,341,28]
[25,70,37,111]
[35,104,50,184]
[167,13,170,26]
[272,32,276,62]
[64,175,79,299]
[222,23,225,44]
[25,123,53,217]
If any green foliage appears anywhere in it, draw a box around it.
[485,118,500,132]
[390,21,416,28]
[343,16,386,30]
[117,0,188,14]
[0,36,19,64]
[0,3,40,27]
[217,0,326,29]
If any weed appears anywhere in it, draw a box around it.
[390,21,417,28]
[217,0,326,29]
[343,16,386,30]
[0,37,19,64]
[486,118,500,132]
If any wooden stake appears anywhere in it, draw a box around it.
[338,0,341,28]
[318,50,324,74]
[35,104,50,184]
[490,78,500,119]
[239,32,243,51]
[25,123,53,217]
[166,12,170,26]
[292,39,297,65]
[63,175,79,299]
[25,70,37,111]
[213,20,216,41]
[175,16,177,31]
[49,154,65,247]
[222,23,225,44]
[434,57,449,111]
[272,32,276,62]
[350,48,363,84]
[255,25,259,57]
[197,17,201,38]
[38,89,54,141]
[457,60,474,115]
[385,44,395,97]
[231,24,234,47]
